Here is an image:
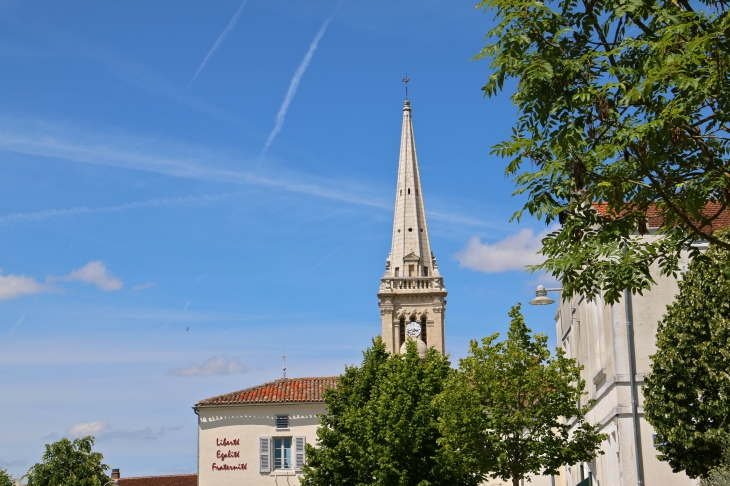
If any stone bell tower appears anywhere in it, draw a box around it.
[378,99,446,355]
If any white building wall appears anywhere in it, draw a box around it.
[553,244,699,486]
[196,401,562,486]
[481,473,559,486]
[197,403,325,486]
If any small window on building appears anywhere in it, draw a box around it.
[408,188,411,194]
[421,316,427,344]
[400,189,402,195]
[408,265,414,277]
[276,415,289,429]
[274,437,292,470]
[395,267,399,277]
[422,267,428,276]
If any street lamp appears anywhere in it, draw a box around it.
[528,283,563,486]
[529,285,561,305]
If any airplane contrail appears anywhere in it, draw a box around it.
[188,0,248,87]
[145,301,192,347]
[259,11,336,161]
[8,314,26,337]
[0,193,241,225]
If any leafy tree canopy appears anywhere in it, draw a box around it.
[701,438,730,486]
[644,229,730,478]
[301,337,479,486]
[27,436,109,486]
[476,0,730,303]
[437,304,604,486]
[0,468,14,486]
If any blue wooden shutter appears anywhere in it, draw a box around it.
[259,437,271,473]
[294,436,306,472]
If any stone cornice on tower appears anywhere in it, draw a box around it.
[378,99,447,355]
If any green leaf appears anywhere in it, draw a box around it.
[475,0,730,304]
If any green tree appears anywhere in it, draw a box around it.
[301,337,389,485]
[701,439,730,486]
[27,436,109,486]
[0,468,14,486]
[437,304,604,486]
[644,229,730,478]
[476,0,730,304]
[301,337,478,486]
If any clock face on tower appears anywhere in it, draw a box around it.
[405,322,421,338]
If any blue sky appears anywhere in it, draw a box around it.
[0,0,559,477]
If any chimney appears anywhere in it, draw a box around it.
[111,469,120,480]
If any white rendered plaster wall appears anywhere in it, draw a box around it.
[197,403,325,486]
[479,473,560,486]
[551,241,697,486]
[197,402,564,486]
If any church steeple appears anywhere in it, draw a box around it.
[378,99,447,356]
[385,99,439,281]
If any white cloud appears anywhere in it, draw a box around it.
[65,422,181,442]
[455,227,554,273]
[428,210,501,229]
[132,282,156,291]
[0,118,503,230]
[49,261,122,291]
[168,355,247,377]
[96,426,181,442]
[0,117,389,210]
[0,273,54,301]
[67,421,110,438]
[0,192,241,225]
[0,262,122,302]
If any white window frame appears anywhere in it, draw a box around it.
[273,437,293,471]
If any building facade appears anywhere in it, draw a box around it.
[194,377,337,486]
[548,233,701,486]
[378,99,447,356]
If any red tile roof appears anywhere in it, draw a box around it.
[592,202,730,231]
[118,474,196,486]
[196,376,339,406]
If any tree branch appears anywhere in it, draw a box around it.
[635,150,730,251]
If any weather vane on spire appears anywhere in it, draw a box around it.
[402,72,410,100]
[282,351,287,379]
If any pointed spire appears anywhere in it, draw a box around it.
[385,99,438,279]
